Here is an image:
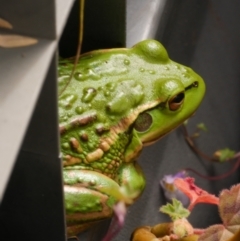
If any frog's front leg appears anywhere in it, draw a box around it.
[64,169,133,236]
[117,129,146,200]
[117,162,146,201]
[64,130,146,236]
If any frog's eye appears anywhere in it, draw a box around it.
[168,92,185,111]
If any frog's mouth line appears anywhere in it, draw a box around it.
[142,112,196,147]
[185,81,199,91]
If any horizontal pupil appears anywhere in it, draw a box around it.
[172,93,184,103]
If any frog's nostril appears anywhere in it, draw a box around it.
[192,81,199,87]
[169,92,185,111]
[185,81,199,91]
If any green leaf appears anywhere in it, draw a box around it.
[219,184,240,228]
[197,123,208,132]
[213,148,236,162]
[159,198,190,221]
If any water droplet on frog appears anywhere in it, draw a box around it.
[149,70,155,74]
[164,66,169,70]
[182,73,189,78]
[66,94,77,102]
[82,87,97,103]
[75,106,84,114]
[87,69,100,80]
[104,91,110,97]
[74,72,84,81]
[106,82,116,91]
[124,59,130,65]
[59,94,77,109]
[140,68,145,72]
[174,65,180,69]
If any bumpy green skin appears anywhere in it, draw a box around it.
[58,40,205,236]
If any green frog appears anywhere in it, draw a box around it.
[58,39,205,236]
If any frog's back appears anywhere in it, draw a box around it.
[58,40,186,129]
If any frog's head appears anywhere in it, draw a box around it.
[130,40,206,145]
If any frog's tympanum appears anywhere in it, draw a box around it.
[58,40,205,236]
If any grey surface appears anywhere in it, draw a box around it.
[0,40,55,200]
[126,0,167,47]
[0,0,73,202]
[0,0,73,240]
[0,54,66,240]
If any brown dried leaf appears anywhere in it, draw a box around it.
[198,224,233,241]
[198,184,240,241]
[219,184,240,228]
[0,34,38,48]
[0,18,13,29]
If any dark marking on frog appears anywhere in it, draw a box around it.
[70,113,97,127]
[69,137,83,153]
[63,155,82,166]
[60,125,66,135]
[70,138,79,149]
[80,132,89,142]
[95,124,110,135]
[60,112,97,136]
